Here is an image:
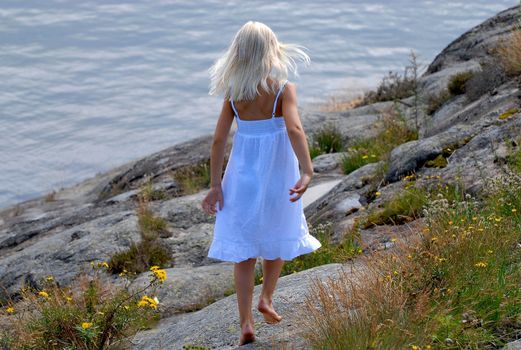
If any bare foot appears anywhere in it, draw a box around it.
[239,322,255,345]
[257,297,282,324]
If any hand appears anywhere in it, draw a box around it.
[201,186,224,215]
[289,173,312,202]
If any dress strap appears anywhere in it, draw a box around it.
[230,99,240,119]
[271,79,289,118]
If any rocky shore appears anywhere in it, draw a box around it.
[1,5,521,349]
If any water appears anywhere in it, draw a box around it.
[0,0,517,209]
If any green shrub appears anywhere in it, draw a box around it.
[361,70,416,105]
[108,190,171,275]
[448,71,474,95]
[1,265,165,349]
[308,123,344,159]
[425,89,451,115]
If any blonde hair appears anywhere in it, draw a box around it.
[208,21,310,101]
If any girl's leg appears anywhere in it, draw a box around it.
[234,257,257,344]
[257,258,284,323]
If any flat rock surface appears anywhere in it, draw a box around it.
[130,262,368,350]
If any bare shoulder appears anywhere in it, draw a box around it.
[282,81,297,100]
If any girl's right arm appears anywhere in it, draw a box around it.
[282,82,314,202]
[201,98,234,215]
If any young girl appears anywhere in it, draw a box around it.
[201,21,321,346]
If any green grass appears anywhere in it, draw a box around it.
[362,185,429,228]
[308,123,344,159]
[255,222,362,285]
[340,108,417,175]
[108,190,171,275]
[172,160,211,195]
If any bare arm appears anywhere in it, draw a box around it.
[202,98,234,214]
[282,82,314,202]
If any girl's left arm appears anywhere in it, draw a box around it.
[202,99,234,215]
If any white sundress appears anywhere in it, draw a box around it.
[207,79,322,263]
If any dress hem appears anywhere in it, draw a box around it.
[207,233,322,263]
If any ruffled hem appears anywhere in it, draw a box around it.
[207,234,322,263]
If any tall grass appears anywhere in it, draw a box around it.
[497,28,521,76]
[301,170,521,349]
[308,123,344,159]
[109,184,171,275]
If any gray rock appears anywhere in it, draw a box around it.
[129,263,235,317]
[385,125,475,183]
[503,340,521,350]
[426,5,520,74]
[312,152,347,173]
[0,210,140,298]
[153,190,214,230]
[301,102,391,143]
[166,223,216,267]
[130,263,358,350]
[441,115,521,195]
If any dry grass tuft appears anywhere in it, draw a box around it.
[497,28,521,76]
[318,94,364,112]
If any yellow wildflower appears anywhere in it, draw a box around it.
[494,217,501,222]
[362,155,369,159]
[137,295,159,310]
[6,306,14,314]
[407,254,412,260]
[152,268,167,283]
[38,291,49,298]
[66,296,73,302]
[371,154,376,158]
[149,265,160,271]
[81,322,93,329]
[391,238,397,242]
[375,191,381,197]
[474,261,487,268]
[487,250,493,254]
[512,208,517,213]
[430,236,438,242]
[448,221,453,225]
[45,275,54,282]
[101,261,109,268]
[411,345,419,350]
[124,305,130,310]
[472,217,478,221]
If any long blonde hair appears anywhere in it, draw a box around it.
[208,21,310,102]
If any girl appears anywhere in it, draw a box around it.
[201,21,321,346]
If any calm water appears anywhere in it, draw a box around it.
[0,0,517,209]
